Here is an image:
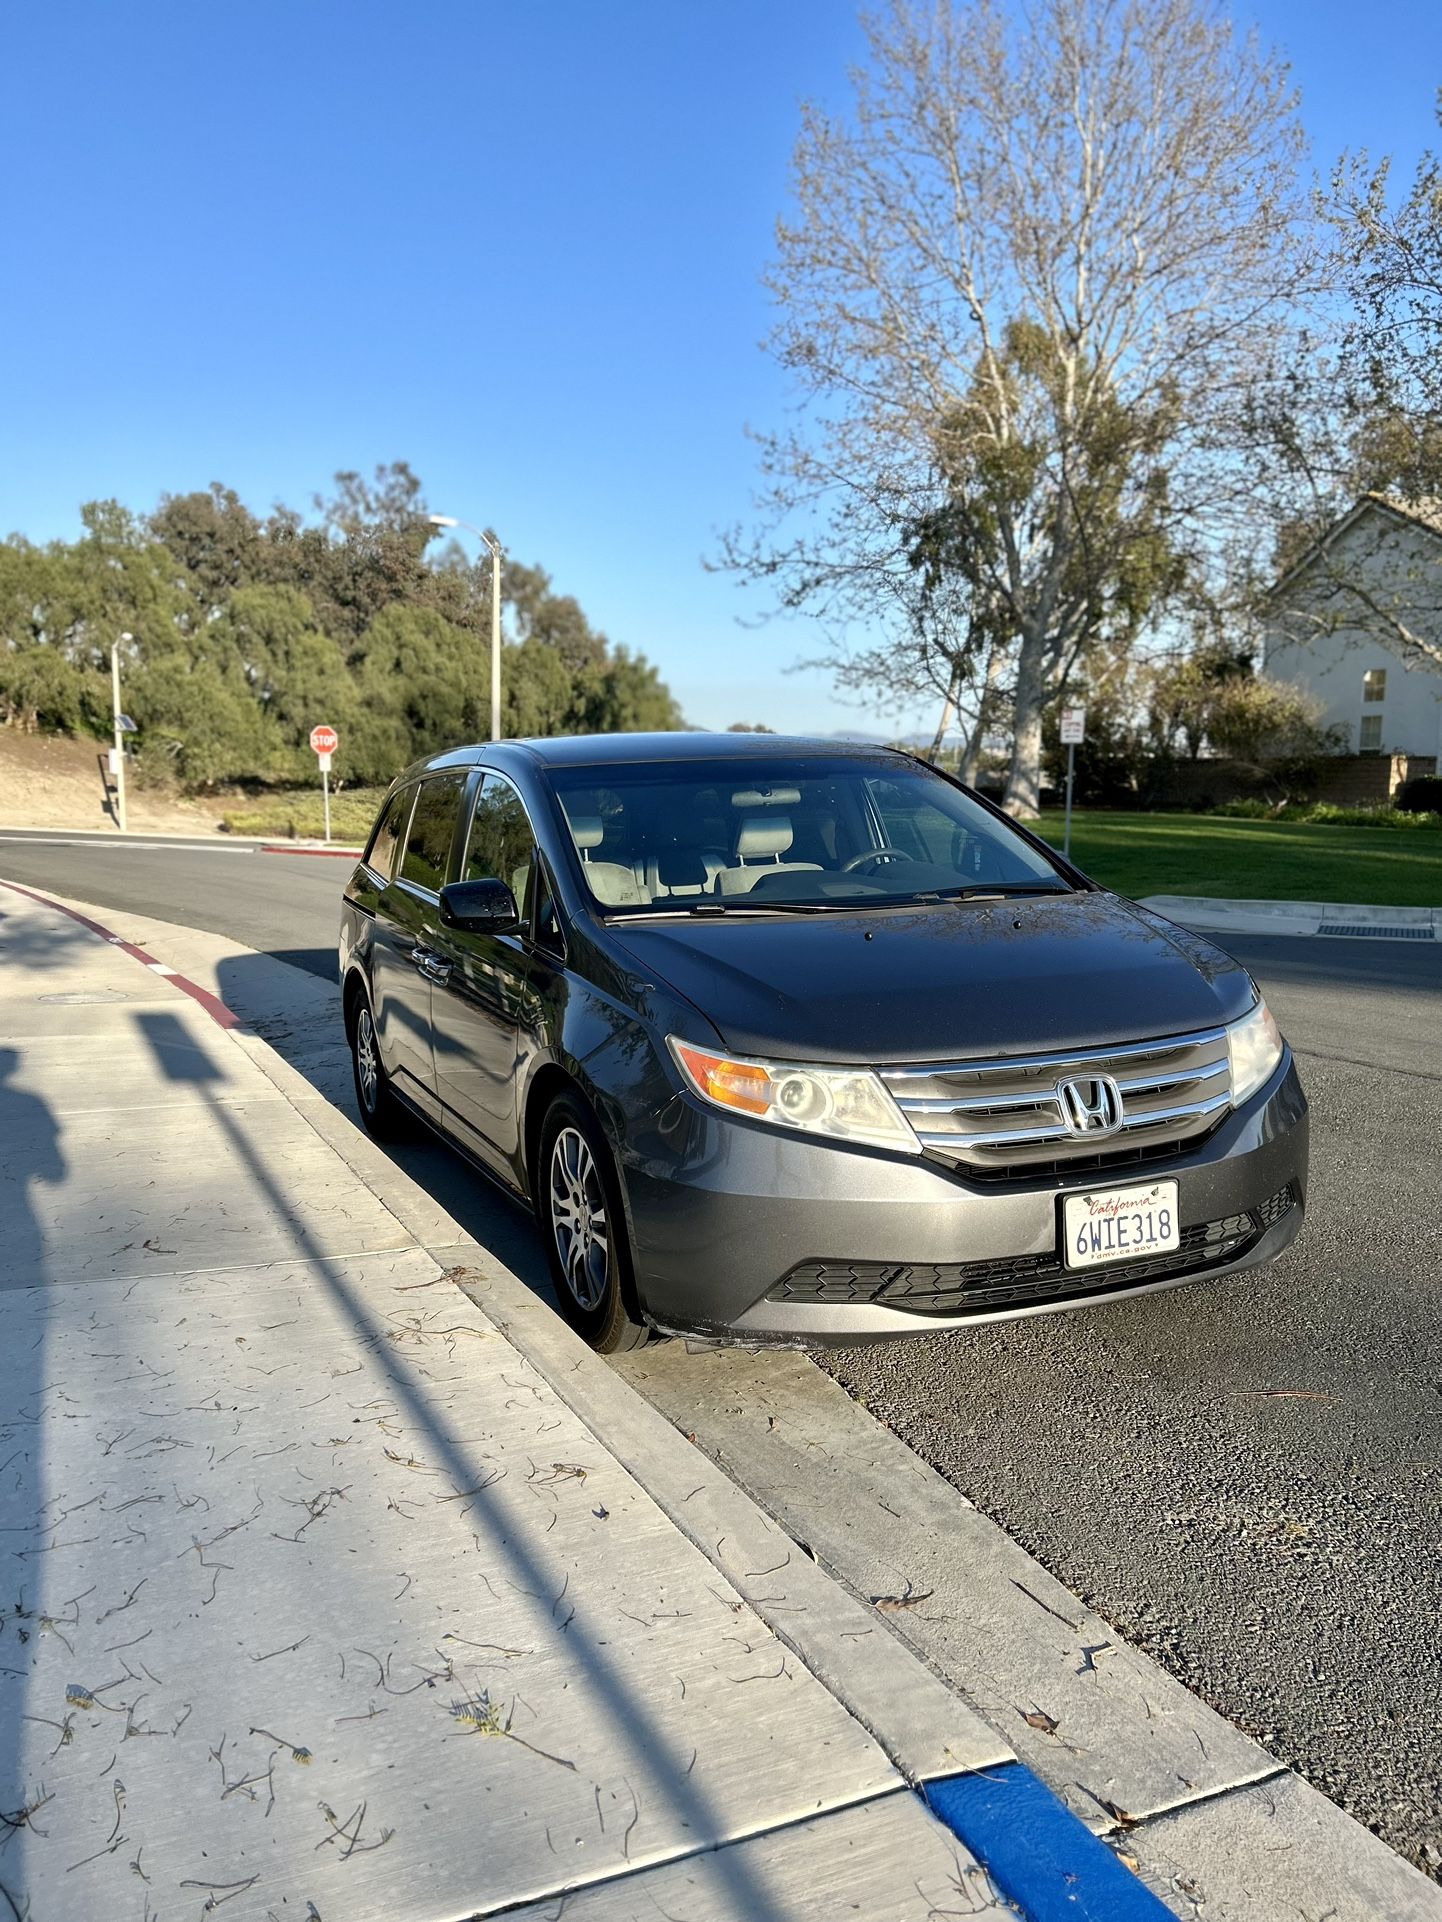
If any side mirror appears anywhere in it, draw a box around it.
[439,878,519,934]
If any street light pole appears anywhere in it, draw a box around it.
[111,632,131,833]
[428,514,503,741]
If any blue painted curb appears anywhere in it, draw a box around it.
[924,1764,1173,1921]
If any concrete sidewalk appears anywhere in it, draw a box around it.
[0,883,1061,1922]
[1141,894,1440,941]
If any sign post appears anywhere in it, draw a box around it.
[309,725,339,843]
[1059,707,1086,861]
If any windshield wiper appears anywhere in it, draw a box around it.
[611,900,838,919]
[931,882,1072,900]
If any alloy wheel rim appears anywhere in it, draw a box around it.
[356,1008,379,1112]
[549,1126,609,1312]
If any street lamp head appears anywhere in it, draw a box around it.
[427,515,459,529]
[120,630,133,642]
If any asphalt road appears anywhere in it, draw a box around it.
[0,834,349,979]
[2,830,1440,1873]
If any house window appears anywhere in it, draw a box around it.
[1359,714,1383,753]
[1363,668,1387,703]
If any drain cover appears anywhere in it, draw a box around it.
[1316,924,1435,940]
[37,990,134,1003]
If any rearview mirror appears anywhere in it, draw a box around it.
[439,878,519,933]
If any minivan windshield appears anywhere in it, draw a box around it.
[548,754,1071,913]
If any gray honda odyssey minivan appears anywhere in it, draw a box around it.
[339,734,1307,1351]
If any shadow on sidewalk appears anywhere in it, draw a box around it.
[0,1047,66,1916]
[130,1007,795,1919]
[214,951,557,1306]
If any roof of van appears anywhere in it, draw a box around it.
[392,732,911,788]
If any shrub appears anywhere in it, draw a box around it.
[1207,799,1441,828]
[1211,797,1277,819]
[1304,803,1440,829]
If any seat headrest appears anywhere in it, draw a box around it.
[569,815,604,852]
[656,849,709,886]
[735,814,793,860]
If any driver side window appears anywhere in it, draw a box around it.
[464,774,537,923]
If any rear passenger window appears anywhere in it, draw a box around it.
[399,775,465,892]
[463,774,537,921]
[365,788,412,883]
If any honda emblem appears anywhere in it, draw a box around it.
[1057,1074,1123,1138]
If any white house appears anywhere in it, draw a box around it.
[1263,494,1442,763]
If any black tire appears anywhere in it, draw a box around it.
[537,1091,649,1354]
[348,984,409,1142]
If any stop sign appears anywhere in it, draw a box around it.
[310,725,338,755]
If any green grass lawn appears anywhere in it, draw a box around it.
[221,787,386,843]
[1034,810,1442,907]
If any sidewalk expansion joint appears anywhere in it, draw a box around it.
[1114,1762,1292,1834]
[479,1780,919,1920]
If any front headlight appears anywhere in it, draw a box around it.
[667,1037,920,1155]
[1227,998,1284,1106]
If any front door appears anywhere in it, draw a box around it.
[429,773,550,1169]
[371,771,466,1110]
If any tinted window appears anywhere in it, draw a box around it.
[365,787,412,883]
[399,774,464,892]
[463,774,537,920]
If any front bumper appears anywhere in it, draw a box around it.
[617,1053,1308,1343]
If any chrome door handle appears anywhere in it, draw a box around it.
[417,952,451,984]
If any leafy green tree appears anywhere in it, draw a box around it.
[503,637,578,738]
[149,485,268,610]
[0,462,684,788]
[350,603,487,779]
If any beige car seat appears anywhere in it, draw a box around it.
[570,815,648,907]
[715,815,823,896]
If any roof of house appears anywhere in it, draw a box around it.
[1270,492,1442,600]
[1364,493,1442,538]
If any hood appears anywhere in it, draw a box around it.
[607,892,1255,1065]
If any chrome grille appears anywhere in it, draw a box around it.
[882,1027,1232,1178]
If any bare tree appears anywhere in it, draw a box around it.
[1254,101,1442,675]
[724,0,1308,812]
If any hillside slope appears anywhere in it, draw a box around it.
[0,730,227,832]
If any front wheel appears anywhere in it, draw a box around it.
[537,1092,648,1353]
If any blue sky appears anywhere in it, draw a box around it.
[3,1,1438,733]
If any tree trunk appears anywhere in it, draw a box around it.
[1002,626,1048,817]
[926,662,961,762]
[957,640,1000,784]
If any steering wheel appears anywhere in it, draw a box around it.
[841,847,910,874]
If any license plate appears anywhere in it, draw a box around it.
[1063,1179,1179,1270]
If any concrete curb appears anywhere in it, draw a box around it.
[21,882,1442,1922]
[1142,894,1440,941]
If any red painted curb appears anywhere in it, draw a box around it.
[0,877,241,1030]
[258,843,363,858]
